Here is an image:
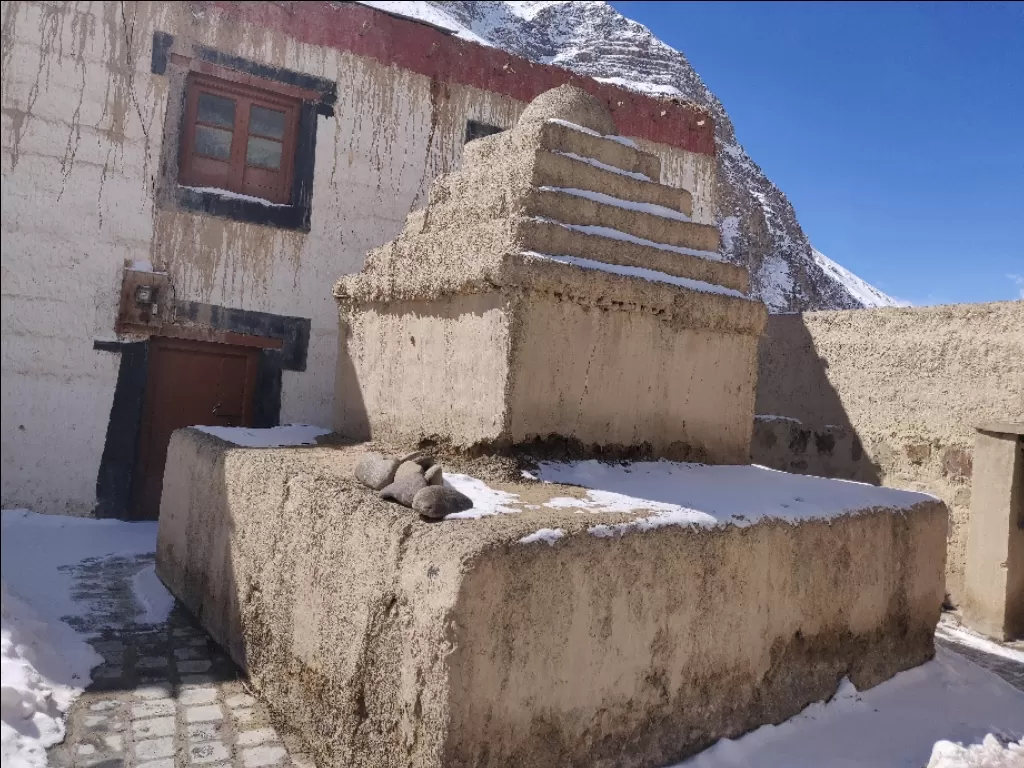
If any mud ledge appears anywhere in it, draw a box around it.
[156,430,947,768]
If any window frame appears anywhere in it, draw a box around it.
[179,72,301,205]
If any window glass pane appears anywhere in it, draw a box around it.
[197,92,235,128]
[194,125,233,160]
[249,105,286,139]
[246,136,282,170]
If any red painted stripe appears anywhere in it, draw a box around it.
[206,2,716,156]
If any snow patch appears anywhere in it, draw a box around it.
[718,216,740,257]
[1,509,168,768]
[677,647,1024,768]
[130,565,175,626]
[1,585,100,768]
[926,734,1023,768]
[126,260,165,274]
[553,151,651,181]
[593,75,683,98]
[354,2,493,45]
[528,460,935,538]
[192,424,330,448]
[522,251,746,298]
[442,475,523,519]
[517,528,565,546]
[538,186,690,221]
[936,621,1024,664]
[530,217,724,262]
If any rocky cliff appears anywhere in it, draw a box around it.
[361,0,900,312]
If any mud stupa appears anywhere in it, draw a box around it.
[156,87,948,768]
[334,86,767,462]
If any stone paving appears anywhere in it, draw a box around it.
[46,554,313,768]
[47,554,1024,768]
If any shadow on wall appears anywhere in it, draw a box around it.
[751,314,882,486]
[334,318,370,441]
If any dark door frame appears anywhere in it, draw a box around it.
[93,302,311,520]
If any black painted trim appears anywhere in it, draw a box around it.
[194,45,337,111]
[253,350,284,428]
[151,31,173,75]
[93,339,127,352]
[95,342,149,519]
[174,301,311,371]
[466,120,505,144]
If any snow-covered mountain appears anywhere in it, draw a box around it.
[360,1,902,312]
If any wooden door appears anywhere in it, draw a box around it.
[133,336,260,520]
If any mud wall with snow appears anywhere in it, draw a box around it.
[1,1,718,516]
[156,429,947,768]
[753,300,1024,606]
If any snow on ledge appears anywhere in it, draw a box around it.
[518,528,566,546]
[530,217,725,263]
[538,186,690,222]
[546,118,637,147]
[442,475,523,519]
[179,186,290,208]
[529,460,937,538]
[440,460,936,533]
[553,151,652,181]
[192,424,330,448]
[522,251,747,299]
[127,259,166,274]
[755,414,803,424]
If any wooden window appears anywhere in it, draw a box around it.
[179,73,300,205]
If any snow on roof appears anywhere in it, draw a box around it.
[192,425,330,448]
[354,1,493,46]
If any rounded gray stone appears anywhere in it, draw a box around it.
[355,453,400,491]
[412,486,474,519]
[395,460,426,480]
[379,473,428,507]
[399,451,435,469]
[424,464,443,486]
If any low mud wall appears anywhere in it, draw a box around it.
[156,429,946,768]
[753,301,1024,605]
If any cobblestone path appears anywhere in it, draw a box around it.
[46,554,311,768]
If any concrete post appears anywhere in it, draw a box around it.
[962,422,1024,640]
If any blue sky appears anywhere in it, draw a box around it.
[610,1,1024,305]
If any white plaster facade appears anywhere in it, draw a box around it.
[1,1,716,516]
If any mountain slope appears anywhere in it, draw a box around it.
[360,1,901,312]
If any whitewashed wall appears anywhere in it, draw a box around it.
[0,1,717,515]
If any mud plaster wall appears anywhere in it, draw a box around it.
[753,301,1024,605]
[0,1,716,515]
[506,293,759,463]
[157,431,947,768]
